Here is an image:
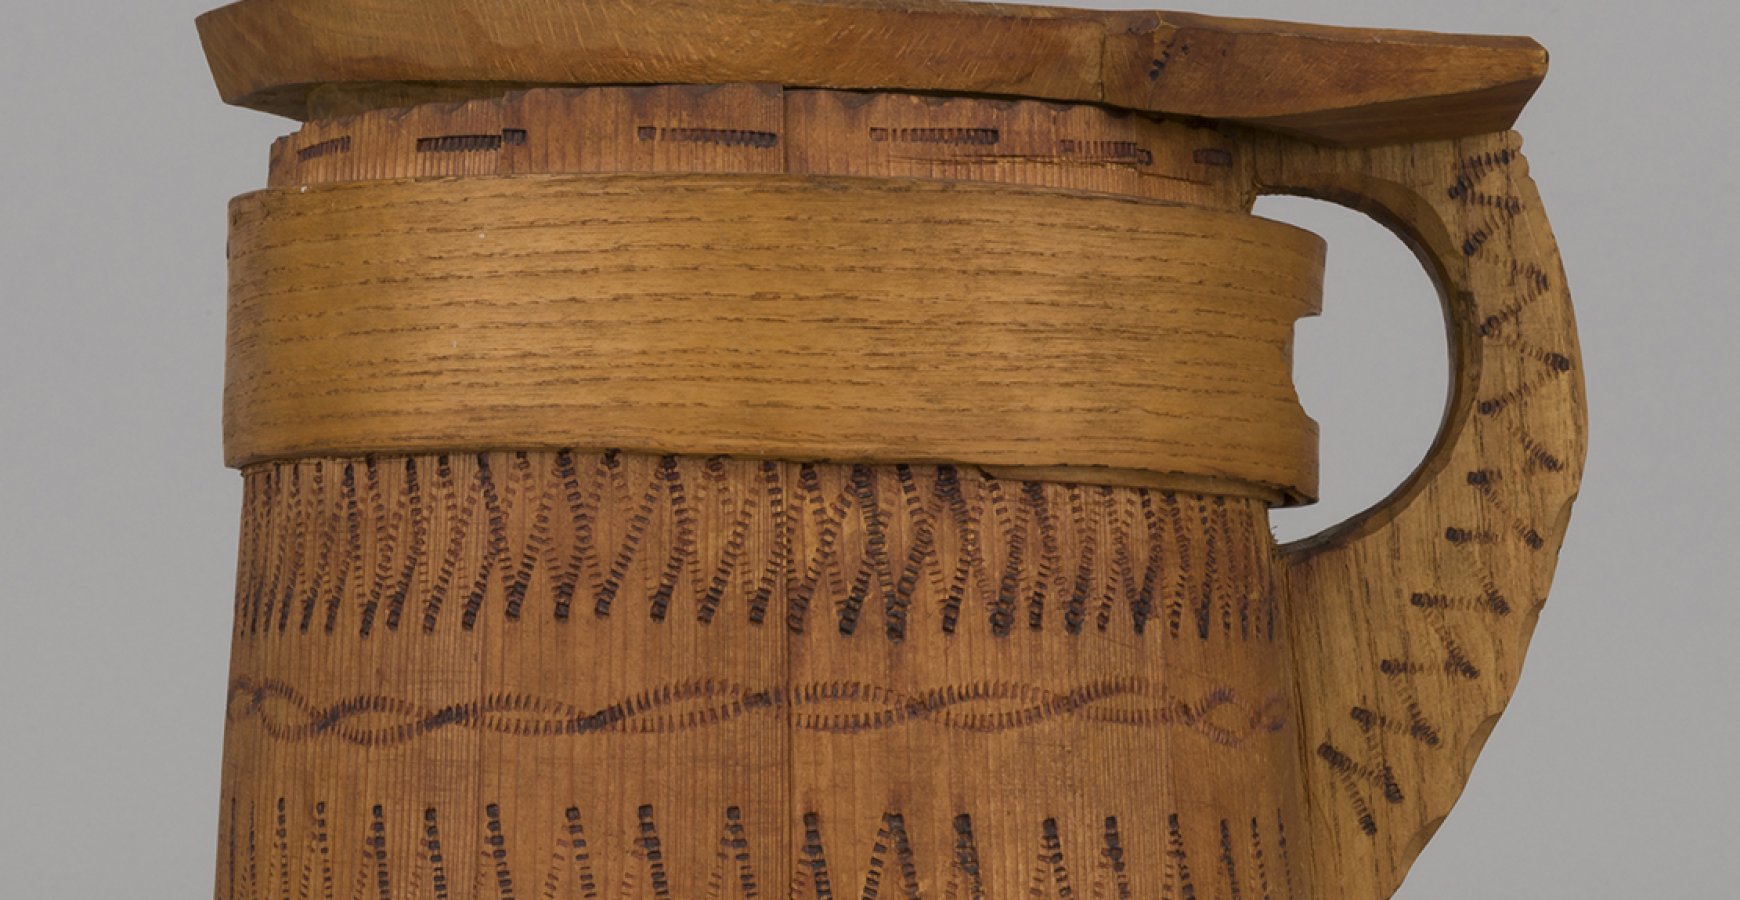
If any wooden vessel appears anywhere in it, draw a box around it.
[197,2,1586,897]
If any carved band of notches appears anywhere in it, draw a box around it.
[218,795,1299,900]
[270,86,1251,208]
[233,452,1282,643]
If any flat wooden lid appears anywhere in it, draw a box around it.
[197,0,1548,146]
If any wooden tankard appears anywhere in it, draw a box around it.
[198,1,1585,896]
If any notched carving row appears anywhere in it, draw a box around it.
[219,799,1294,900]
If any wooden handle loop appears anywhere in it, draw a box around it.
[1254,131,1586,897]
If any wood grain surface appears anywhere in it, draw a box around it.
[224,173,1323,499]
[195,0,1548,146]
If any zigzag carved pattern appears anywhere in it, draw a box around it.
[226,676,1287,748]
[1305,140,1583,843]
[234,453,1276,643]
[217,799,1296,900]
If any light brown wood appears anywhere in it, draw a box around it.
[225,172,1323,500]
[195,0,1548,146]
[1255,131,1586,898]
[198,10,1585,899]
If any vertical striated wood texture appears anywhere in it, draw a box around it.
[221,454,1302,898]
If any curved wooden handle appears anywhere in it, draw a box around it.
[1253,131,1587,896]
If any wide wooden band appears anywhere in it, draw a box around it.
[225,173,1324,501]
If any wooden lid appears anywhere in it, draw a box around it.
[197,0,1548,146]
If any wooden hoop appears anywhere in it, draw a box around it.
[225,173,1324,501]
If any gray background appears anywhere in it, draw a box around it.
[1,0,1734,896]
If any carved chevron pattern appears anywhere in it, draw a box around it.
[1305,142,1583,841]
[226,675,1288,747]
[234,453,1276,643]
[1221,125,1597,900]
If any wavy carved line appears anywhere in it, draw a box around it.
[226,677,1287,748]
